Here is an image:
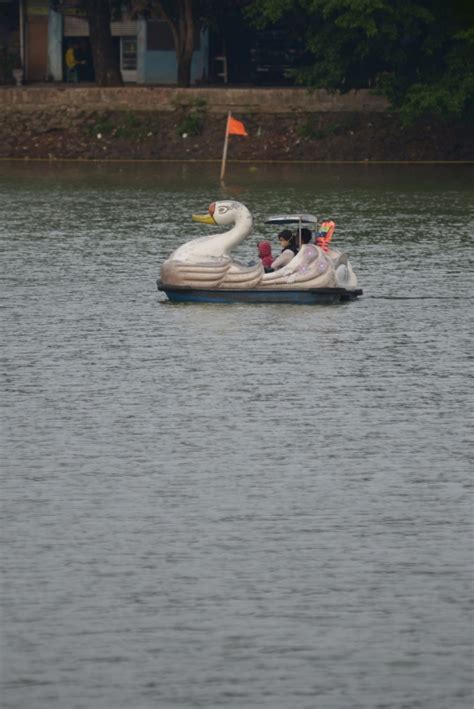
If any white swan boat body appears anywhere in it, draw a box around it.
[158,200,362,304]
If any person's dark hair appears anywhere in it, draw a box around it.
[300,227,312,244]
[278,229,297,254]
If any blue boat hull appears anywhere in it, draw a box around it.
[157,283,363,305]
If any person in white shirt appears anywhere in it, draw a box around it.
[271,229,298,270]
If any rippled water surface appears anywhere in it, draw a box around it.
[1,162,473,709]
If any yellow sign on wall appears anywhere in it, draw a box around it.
[26,0,49,16]
[50,1,87,17]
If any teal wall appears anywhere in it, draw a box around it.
[141,28,209,85]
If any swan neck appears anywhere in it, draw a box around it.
[216,208,252,253]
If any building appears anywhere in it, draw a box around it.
[1,1,301,87]
[2,0,209,85]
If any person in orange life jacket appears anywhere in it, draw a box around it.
[257,241,274,272]
[271,229,298,269]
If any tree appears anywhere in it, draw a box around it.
[52,0,123,86]
[131,0,242,87]
[131,0,196,86]
[245,0,474,122]
[83,0,123,86]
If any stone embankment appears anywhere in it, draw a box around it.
[0,86,472,162]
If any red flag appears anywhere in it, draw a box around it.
[226,114,248,136]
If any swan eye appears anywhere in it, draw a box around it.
[218,206,229,214]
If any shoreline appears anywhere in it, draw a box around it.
[2,157,473,164]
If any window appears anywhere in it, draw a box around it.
[121,37,137,71]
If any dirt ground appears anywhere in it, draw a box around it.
[0,108,473,162]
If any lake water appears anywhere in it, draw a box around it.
[1,161,473,709]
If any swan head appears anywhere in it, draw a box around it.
[165,199,253,264]
[192,200,251,228]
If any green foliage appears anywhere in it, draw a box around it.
[398,79,474,125]
[85,111,155,140]
[297,116,357,139]
[172,97,208,136]
[115,111,142,138]
[85,114,115,136]
[245,0,474,122]
[245,0,294,27]
[380,21,474,124]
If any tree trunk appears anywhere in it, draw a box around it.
[159,0,195,87]
[86,0,123,86]
[177,44,193,87]
[176,0,195,87]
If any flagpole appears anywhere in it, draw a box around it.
[220,111,230,182]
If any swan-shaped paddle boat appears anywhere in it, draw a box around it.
[158,200,362,304]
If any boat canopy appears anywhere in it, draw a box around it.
[264,214,318,226]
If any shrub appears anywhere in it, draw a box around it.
[173,97,208,136]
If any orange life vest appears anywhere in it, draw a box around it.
[315,220,335,252]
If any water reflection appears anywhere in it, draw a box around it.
[2,158,473,191]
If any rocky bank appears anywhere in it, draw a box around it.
[1,107,473,162]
